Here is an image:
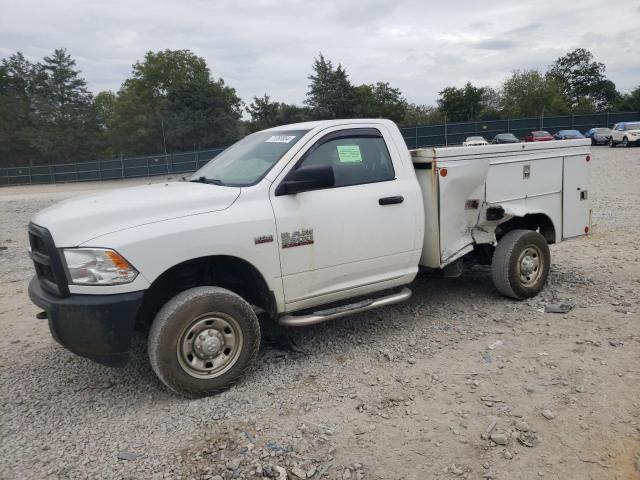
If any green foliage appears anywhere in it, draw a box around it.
[92,91,117,157]
[352,82,408,123]
[164,78,243,150]
[1,47,638,169]
[437,82,487,121]
[31,49,98,164]
[0,49,98,166]
[112,49,242,154]
[400,104,443,127]
[305,54,355,119]
[500,70,569,117]
[616,85,640,111]
[0,53,39,166]
[548,48,619,111]
[245,94,311,132]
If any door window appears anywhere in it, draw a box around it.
[298,131,395,188]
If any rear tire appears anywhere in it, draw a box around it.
[148,286,260,397]
[491,229,550,300]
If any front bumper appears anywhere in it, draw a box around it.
[29,277,144,367]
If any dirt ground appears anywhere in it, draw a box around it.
[0,147,639,480]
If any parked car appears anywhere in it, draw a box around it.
[584,127,611,145]
[524,131,554,142]
[553,130,585,140]
[609,121,640,147]
[462,136,488,146]
[26,119,591,397]
[492,133,519,144]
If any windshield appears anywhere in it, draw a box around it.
[595,128,610,133]
[191,129,309,186]
[533,131,550,137]
[499,133,516,138]
[625,122,640,130]
[466,136,484,141]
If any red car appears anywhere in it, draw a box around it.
[524,130,554,142]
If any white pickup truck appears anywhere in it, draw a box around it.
[28,119,591,396]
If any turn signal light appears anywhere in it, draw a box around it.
[440,167,448,177]
[586,155,591,162]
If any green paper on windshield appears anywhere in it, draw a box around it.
[337,145,362,163]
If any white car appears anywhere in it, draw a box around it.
[463,136,489,146]
[27,119,591,396]
[610,121,640,147]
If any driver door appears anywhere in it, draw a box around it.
[269,126,417,311]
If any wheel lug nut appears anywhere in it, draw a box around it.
[199,334,205,340]
[208,330,214,336]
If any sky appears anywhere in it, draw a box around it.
[1,0,639,107]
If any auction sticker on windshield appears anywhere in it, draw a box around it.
[337,145,363,163]
[266,135,296,143]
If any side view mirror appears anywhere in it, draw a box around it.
[275,164,335,196]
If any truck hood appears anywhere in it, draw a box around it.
[31,181,241,246]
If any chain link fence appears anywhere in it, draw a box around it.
[1,111,638,187]
[400,111,639,149]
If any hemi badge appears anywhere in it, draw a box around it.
[254,235,274,245]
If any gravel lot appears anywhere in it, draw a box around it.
[1,147,639,480]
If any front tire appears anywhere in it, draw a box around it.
[622,136,629,148]
[491,229,550,300]
[148,286,260,397]
[609,137,615,148]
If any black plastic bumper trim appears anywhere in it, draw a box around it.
[29,277,144,367]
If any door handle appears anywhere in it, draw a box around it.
[379,196,404,205]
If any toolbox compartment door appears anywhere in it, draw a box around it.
[562,154,591,239]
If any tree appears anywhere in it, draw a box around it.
[547,48,619,111]
[305,54,355,119]
[165,78,243,150]
[0,52,39,166]
[616,85,640,112]
[400,104,443,126]
[437,82,486,121]
[29,49,98,164]
[352,82,408,123]
[478,87,502,120]
[112,49,242,154]
[245,94,310,132]
[500,70,569,117]
[92,91,116,157]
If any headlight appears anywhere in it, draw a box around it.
[63,248,138,285]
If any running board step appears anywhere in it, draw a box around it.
[278,287,412,327]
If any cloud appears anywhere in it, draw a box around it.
[0,0,638,106]
[473,38,519,50]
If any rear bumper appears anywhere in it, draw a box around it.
[29,277,144,367]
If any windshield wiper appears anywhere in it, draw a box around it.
[190,176,224,185]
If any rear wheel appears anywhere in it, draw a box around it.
[609,137,615,148]
[492,229,550,299]
[148,286,260,397]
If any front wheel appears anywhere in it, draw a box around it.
[148,286,261,397]
[491,229,550,299]
[609,137,615,148]
[622,136,629,148]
